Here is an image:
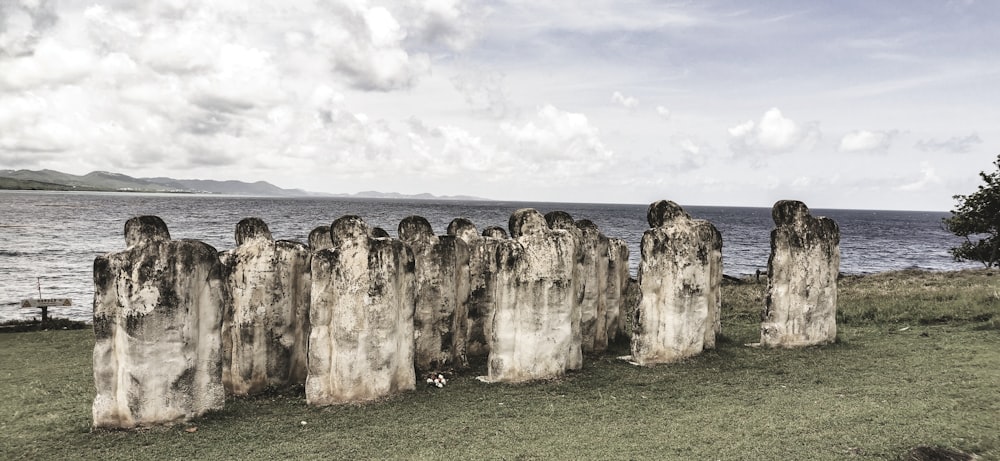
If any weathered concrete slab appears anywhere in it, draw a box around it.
[543,211,585,357]
[307,216,416,405]
[93,216,225,428]
[482,209,580,383]
[308,225,332,251]
[448,218,505,358]
[760,200,840,347]
[399,216,471,370]
[220,218,310,396]
[628,201,722,366]
[605,237,630,343]
[482,226,508,239]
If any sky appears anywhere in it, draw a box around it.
[0,0,997,211]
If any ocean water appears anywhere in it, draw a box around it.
[0,191,980,323]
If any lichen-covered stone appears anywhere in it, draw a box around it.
[308,225,332,251]
[482,209,580,383]
[448,218,506,357]
[482,226,508,239]
[605,237,630,343]
[761,200,840,347]
[93,216,224,428]
[543,212,585,357]
[306,216,416,405]
[628,201,722,365]
[219,218,310,396]
[577,220,615,352]
[399,216,471,370]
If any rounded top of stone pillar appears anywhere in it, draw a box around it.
[398,215,435,243]
[482,226,509,239]
[647,200,690,228]
[544,211,575,230]
[330,215,370,247]
[124,215,170,247]
[235,217,273,246]
[370,227,391,239]
[447,218,479,243]
[509,208,547,238]
[772,200,810,227]
[308,225,332,250]
[575,219,600,233]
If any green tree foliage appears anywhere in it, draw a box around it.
[944,154,1000,267]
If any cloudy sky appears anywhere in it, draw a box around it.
[1,0,997,210]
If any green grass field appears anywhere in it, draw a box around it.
[2,269,998,460]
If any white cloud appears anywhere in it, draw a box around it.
[450,68,511,118]
[656,106,671,119]
[501,104,614,179]
[728,108,820,160]
[0,38,95,90]
[838,130,897,153]
[897,161,942,191]
[612,91,638,110]
[915,134,982,154]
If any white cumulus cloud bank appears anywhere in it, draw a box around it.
[838,130,897,153]
[0,0,478,175]
[612,91,638,110]
[728,108,820,160]
[915,134,982,154]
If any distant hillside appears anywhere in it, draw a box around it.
[0,169,489,200]
[0,169,302,195]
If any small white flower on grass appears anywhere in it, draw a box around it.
[426,372,448,388]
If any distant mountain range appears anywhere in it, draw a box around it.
[0,169,487,201]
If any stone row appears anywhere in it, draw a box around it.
[91,200,839,429]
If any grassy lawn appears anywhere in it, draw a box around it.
[1,269,998,460]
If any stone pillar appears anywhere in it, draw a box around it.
[760,200,839,347]
[448,218,505,358]
[605,237,630,343]
[482,208,580,383]
[543,211,585,358]
[92,216,225,428]
[399,216,471,371]
[308,225,332,251]
[219,218,311,396]
[307,216,416,405]
[482,226,509,239]
[628,200,722,366]
[576,220,612,352]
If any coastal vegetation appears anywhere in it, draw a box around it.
[1,269,997,460]
[944,153,1000,268]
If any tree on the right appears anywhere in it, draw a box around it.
[944,154,1000,268]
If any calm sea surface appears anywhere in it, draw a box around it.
[0,191,980,322]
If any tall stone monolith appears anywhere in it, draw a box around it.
[219,218,310,396]
[628,200,722,366]
[576,219,614,352]
[448,218,505,357]
[307,216,416,405]
[482,208,580,383]
[760,200,839,347]
[544,211,585,357]
[482,226,508,239]
[308,225,332,251]
[399,216,471,371]
[93,216,225,428]
[605,237,630,342]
